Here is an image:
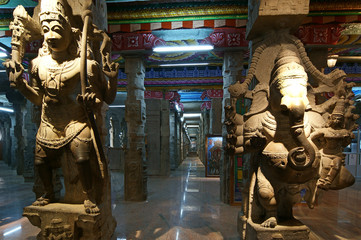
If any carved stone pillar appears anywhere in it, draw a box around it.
[160,100,170,175]
[204,109,210,135]
[124,55,147,201]
[108,116,114,148]
[199,116,204,162]
[183,129,190,158]
[6,89,26,174]
[23,102,37,182]
[145,99,170,176]
[176,115,182,167]
[211,98,222,135]
[112,115,121,148]
[0,114,12,165]
[221,51,243,203]
[9,115,16,167]
[169,110,177,170]
[180,121,184,161]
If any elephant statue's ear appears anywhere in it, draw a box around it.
[245,82,269,117]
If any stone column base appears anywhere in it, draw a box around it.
[245,219,310,240]
[23,203,116,240]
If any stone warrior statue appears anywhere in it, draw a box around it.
[4,0,118,215]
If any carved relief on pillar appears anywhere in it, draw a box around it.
[124,55,147,201]
[223,52,244,85]
[221,51,244,204]
[125,56,146,94]
[23,102,39,182]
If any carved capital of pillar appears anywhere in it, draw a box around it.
[247,0,309,39]
[124,55,146,95]
[223,51,244,90]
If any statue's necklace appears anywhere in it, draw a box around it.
[46,61,67,97]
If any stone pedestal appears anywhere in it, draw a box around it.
[244,219,310,240]
[23,203,116,240]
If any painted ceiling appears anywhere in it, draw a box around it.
[0,0,361,103]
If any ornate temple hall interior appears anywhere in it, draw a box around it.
[0,0,361,239]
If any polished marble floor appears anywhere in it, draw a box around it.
[0,157,360,240]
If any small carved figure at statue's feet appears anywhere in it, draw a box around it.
[261,217,277,228]
[32,193,55,206]
[84,199,100,214]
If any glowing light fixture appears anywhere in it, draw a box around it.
[153,45,214,53]
[187,125,199,128]
[183,113,201,118]
[3,226,22,236]
[0,106,14,113]
[109,105,125,108]
[159,63,209,67]
[327,55,338,68]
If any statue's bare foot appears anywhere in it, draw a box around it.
[84,199,100,214]
[261,217,277,228]
[32,194,54,206]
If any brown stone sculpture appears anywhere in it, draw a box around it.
[3,0,118,239]
[225,31,358,239]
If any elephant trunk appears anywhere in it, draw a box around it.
[286,101,316,171]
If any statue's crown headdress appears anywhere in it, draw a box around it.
[271,49,307,86]
[39,0,69,24]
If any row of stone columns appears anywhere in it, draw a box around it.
[0,51,246,204]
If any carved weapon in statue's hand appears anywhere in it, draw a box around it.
[7,5,41,88]
[80,9,108,180]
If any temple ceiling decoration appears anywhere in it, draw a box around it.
[0,0,36,8]
[117,66,227,91]
[107,2,248,24]
[0,0,361,92]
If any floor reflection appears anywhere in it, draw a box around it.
[1,158,360,239]
[0,157,241,239]
[112,157,240,239]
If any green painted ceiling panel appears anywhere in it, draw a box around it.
[0,0,37,8]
